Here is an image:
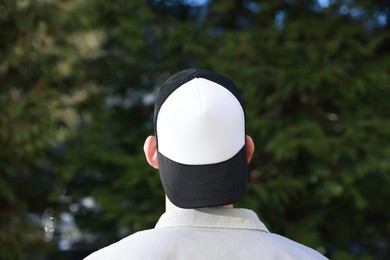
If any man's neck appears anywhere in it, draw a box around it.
[165,196,233,211]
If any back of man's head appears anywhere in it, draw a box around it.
[153,69,248,208]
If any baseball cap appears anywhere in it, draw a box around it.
[154,69,248,208]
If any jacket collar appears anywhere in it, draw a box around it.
[155,207,269,233]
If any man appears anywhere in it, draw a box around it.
[85,69,328,259]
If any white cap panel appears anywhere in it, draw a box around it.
[156,78,245,165]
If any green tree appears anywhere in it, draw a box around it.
[65,1,389,259]
[0,0,97,258]
[1,0,389,259]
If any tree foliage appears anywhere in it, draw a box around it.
[0,0,97,258]
[0,0,389,259]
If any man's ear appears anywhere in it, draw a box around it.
[144,136,159,169]
[245,135,255,163]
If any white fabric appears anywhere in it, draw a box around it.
[156,78,245,165]
[85,208,328,260]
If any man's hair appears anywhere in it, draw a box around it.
[154,69,248,208]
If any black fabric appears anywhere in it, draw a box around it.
[157,146,248,209]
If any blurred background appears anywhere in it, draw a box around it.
[0,0,389,259]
